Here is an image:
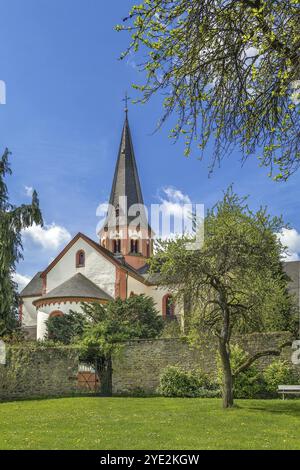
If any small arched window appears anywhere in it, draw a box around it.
[76,250,85,268]
[115,205,120,218]
[131,239,139,254]
[49,311,64,319]
[163,294,175,319]
[113,239,121,254]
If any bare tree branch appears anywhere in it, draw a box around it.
[234,340,293,377]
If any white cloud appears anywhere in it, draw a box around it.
[12,273,31,292]
[96,201,109,217]
[126,58,137,70]
[162,187,191,205]
[22,223,72,251]
[24,186,33,197]
[278,228,300,261]
[159,186,192,218]
[126,50,138,70]
[155,186,197,239]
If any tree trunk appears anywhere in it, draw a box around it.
[183,293,192,334]
[96,356,112,397]
[218,339,234,409]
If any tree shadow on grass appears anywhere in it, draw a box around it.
[0,393,102,404]
[243,400,300,418]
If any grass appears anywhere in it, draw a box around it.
[0,397,299,450]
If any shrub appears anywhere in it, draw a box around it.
[1,328,26,344]
[234,366,265,399]
[263,360,298,396]
[158,366,219,398]
[217,344,263,399]
[46,311,87,344]
[160,318,181,338]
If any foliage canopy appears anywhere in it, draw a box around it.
[0,149,43,336]
[119,0,300,180]
[78,295,163,395]
[150,187,296,406]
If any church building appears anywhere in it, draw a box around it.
[20,110,177,340]
[19,108,300,341]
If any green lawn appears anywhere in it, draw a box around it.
[0,397,299,450]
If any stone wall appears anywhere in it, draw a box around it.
[0,345,80,400]
[112,333,296,395]
[0,333,298,400]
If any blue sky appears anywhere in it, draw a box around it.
[1,0,300,289]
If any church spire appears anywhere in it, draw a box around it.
[108,109,144,210]
[99,107,153,269]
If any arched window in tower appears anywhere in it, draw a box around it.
[76,250,85,268]
[163,294,175,319]
[115,205,120,218]
[131,239,139,254]
[113,239,121,254]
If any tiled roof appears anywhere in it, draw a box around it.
[20,272,43,297]
[109,114,144,210]
[34,273,113,302]
[103,114,151,232]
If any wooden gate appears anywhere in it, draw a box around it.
[78,363,100,393]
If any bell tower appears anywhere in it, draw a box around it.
[98,105,153,270]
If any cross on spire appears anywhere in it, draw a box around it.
[123,92,131,115]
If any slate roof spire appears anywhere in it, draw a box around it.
[99,107,153,263]
[108,110,144,211]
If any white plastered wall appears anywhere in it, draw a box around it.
[127,275,182,318]
[22,237,117,330]
[22,297,40,327]
[46,238,116,297]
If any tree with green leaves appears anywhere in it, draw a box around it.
[46,311,88,344]
[118,0,300,180]
[150,188,297,408]
[79,295,163,396]
[0,149,43,336]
